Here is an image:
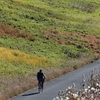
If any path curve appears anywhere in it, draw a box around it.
[10,59,100,100]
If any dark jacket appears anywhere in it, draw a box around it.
[37,71,45,81]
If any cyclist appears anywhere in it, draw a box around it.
[37,69,45,89]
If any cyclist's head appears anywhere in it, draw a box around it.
[39,69,42,72]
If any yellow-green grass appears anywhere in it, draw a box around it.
[0,47,50,67]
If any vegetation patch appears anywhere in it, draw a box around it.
[0,24,35,41]
[0,47,50,67]
[0,0,100,34]
[43,30,100,56]
[69,1,99,13]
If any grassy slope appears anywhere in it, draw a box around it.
[0,0,100,34]
[0,0,100,99]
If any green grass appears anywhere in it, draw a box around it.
[0,35,91,62]
[0,0,100,35]
[0,60,35,78]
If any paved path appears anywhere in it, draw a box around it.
[10,59,100,100]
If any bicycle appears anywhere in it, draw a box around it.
[38,81,43,93]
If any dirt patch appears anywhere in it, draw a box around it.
[42,30,100,56]
[0,23,35,41]
[83,35,100,53]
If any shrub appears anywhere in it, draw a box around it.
[53,68,100,100]
[73,65,78,70]
[70,1,98,13]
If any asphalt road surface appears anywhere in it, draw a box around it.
[10,59,100,100]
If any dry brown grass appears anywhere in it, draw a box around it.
[0,76,37,100]
[42,30,100,56]
[0,24,35,41]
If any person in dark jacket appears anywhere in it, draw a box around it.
[37,69,45,88]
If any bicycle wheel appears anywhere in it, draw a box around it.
[38,82,43,93]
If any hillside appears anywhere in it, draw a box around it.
[0,0,100,99]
